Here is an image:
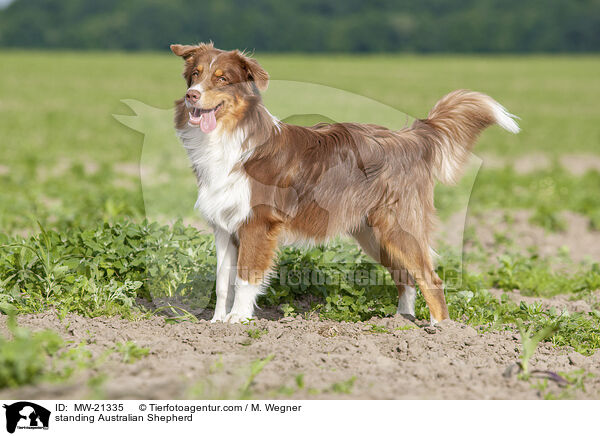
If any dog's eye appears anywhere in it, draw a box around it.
[216,76,228,83]
[191,71,199,78]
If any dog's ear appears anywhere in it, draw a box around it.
[235,51,269,92]
[170,42,215,62]
[170,44,197,61]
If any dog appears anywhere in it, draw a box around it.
[170,42,519,324]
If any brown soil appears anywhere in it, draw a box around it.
[1,311,599,400]
[488,288,600,314]
[479,152,600,175]
[439,209,600,264]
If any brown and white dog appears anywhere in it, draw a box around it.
[170,43,519,324]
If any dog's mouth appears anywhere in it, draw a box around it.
[188,102,223,133]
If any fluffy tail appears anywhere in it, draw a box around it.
[417,89,519,185]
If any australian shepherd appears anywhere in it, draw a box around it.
[170,43,519,324]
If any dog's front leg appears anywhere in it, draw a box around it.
[211,226,238,323]
[224,219,280,324]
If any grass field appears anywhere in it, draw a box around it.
[1,52,599,399]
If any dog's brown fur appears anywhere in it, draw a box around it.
[171,43,519,322]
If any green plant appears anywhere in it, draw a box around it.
[0,308,106,389]
[534,369,595,399]
[0,311,64,389]
[114,341,150,364]
[247,328,268,340]
[239,354,275,399]
[395,325,418,331]
[516,319,558,377]
[328,376,357,394]
[366,324,390,334]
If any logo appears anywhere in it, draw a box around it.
[2,402,50,434]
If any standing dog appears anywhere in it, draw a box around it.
[171,43,519,324]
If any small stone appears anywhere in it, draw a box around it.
[424,326,437,334]
[568,352,585,367]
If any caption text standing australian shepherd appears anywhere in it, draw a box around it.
[170,43,520,324]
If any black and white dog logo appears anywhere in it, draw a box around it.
[3,402,50,434]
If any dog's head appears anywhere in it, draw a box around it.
[171,43,269,133]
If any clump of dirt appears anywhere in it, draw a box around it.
[1,311,599,400]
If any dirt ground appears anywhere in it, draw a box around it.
[1,308,599,400]
[3,153,599,400]
[440,209,600,264]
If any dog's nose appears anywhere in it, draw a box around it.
[186,89,201,103]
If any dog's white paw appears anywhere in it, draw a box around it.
[224,312,251,324]
[210,311,227,323]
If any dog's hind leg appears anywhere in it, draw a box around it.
[380,233,449,324]
[396,282,417,317]
[360,212,449,324]
[225,217,282,324]
[351,222,417,317]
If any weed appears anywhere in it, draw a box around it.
[0,312,63,389]
[114,341,150,364]
[0,309,107,389]
[279,303,297,318]
[328,376,357,394]
[515,319,558,377]
[488,253,600,298]
[395,325,418,331]
[534,369,595,399]
[295,374,305,389]
[187,355,275,400]
[209,355,224,374]
[247,328,268,340]
[366,324,390,334]
[239,354,275,399]
[274,373,358,398]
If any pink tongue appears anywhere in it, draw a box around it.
[200,110,217,133]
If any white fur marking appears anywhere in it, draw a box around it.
[211,227,238,322]
[262,105,282,133]
[177,125,252,233]
[224,277,265,323]
[489,100,520,134]
[188,83,205,94]
[397,285,417,317]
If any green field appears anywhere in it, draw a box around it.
[1,52,600,393]
[1,53,600,231]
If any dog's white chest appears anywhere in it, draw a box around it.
[177,127,251,233]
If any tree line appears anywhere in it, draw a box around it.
[0,0,598,52]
